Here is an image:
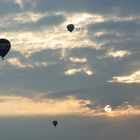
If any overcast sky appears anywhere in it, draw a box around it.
[0,0,139,140]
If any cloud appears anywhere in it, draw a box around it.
[65,67,93,76]
[102,105,140,117]
[0,14,66,32]
[0,0,139,120]
[21,0,140,16]
[14,0,25,9]
[89,19,140,34]
[6,57,54,69]
[88,18,140,51]
[109,70,140,83]
[1,13,97,56]
[97,49,131,60]
[69,57,88,63]
[0,0,20,15]
[0,95,139,117]
[7,57,33,68]
[0,95,90,116]
[106,49,131,58]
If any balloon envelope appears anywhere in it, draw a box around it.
[52,120,58,127]
[67,24,74,32]
[0,38,11,60]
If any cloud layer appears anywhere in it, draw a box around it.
[0,1,139,140]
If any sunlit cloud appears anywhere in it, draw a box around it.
[0,95,139,117]
[94,31,107,37]
[12,12,47,23]
[7,57,51,68]
[0,13,104,57]
[69,57,88,63]
[14,0,24,9]
[85,104,140,117]
[97,49,131,60]
[65,13,104,27]
[7,57,33,68]
[65,69,82,76]
[109,70,140,83]
[102,105,140,117]
[0,95,90,116]
[106,49,131,58]
[65,67,94,76]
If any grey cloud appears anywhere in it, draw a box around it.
[87,19,140,63]
[88,20,140,50]
[30,49,61,62]
[0,48,95,97]
[23,0,140,16]
[0,1,20,15]
[3,45,139,97]
[30,14,66,31]
[89,20,140,34]
[0,1,139,140]
[0,14,66,32]
[69,47,140,79]
[45,83,140,108]
[1,45,139,103]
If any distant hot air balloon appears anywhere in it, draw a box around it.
[0,38,11,60]
[52,120,58,127]
[67,24,74,32]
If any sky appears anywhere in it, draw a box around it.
[0,0,140,140]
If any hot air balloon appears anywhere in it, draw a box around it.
[67,24,74,32]
[52,120,58,127]
[0,38,11,60]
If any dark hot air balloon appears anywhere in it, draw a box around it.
[67,24,74,32]
[0,38,11,60]
[52,120,58,127]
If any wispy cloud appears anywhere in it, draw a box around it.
[7,57,52,68]
[7,57,33,68]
